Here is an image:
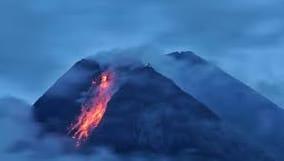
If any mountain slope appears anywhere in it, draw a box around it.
[33,59,101,132]
[151,51,284,160]
[33,57,274,161]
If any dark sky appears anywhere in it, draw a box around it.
[0,0,284,107]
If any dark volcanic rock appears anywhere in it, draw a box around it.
[89,66,219,152]
[33,56,275,161]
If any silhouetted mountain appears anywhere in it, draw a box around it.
[33,55,275,161]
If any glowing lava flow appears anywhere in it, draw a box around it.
[69,71,114,146]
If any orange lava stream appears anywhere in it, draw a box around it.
[69,71,114,146]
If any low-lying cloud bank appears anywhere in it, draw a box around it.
[0,97,184,161]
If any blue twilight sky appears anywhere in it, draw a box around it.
[0,0,284,107]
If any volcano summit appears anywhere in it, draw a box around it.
[33,51,282,161]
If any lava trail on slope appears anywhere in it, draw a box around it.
[68,71,115,146]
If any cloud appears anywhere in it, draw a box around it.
[0,97,178,161]
[0,0,284,107]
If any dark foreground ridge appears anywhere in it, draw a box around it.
[33,53,276,161]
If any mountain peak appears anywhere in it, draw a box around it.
[32,52,276,160]
[168,51,206,65]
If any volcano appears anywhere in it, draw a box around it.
[33,51,278,161]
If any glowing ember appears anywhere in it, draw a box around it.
[69,71,115,146]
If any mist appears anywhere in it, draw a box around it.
[0,97,181,161]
